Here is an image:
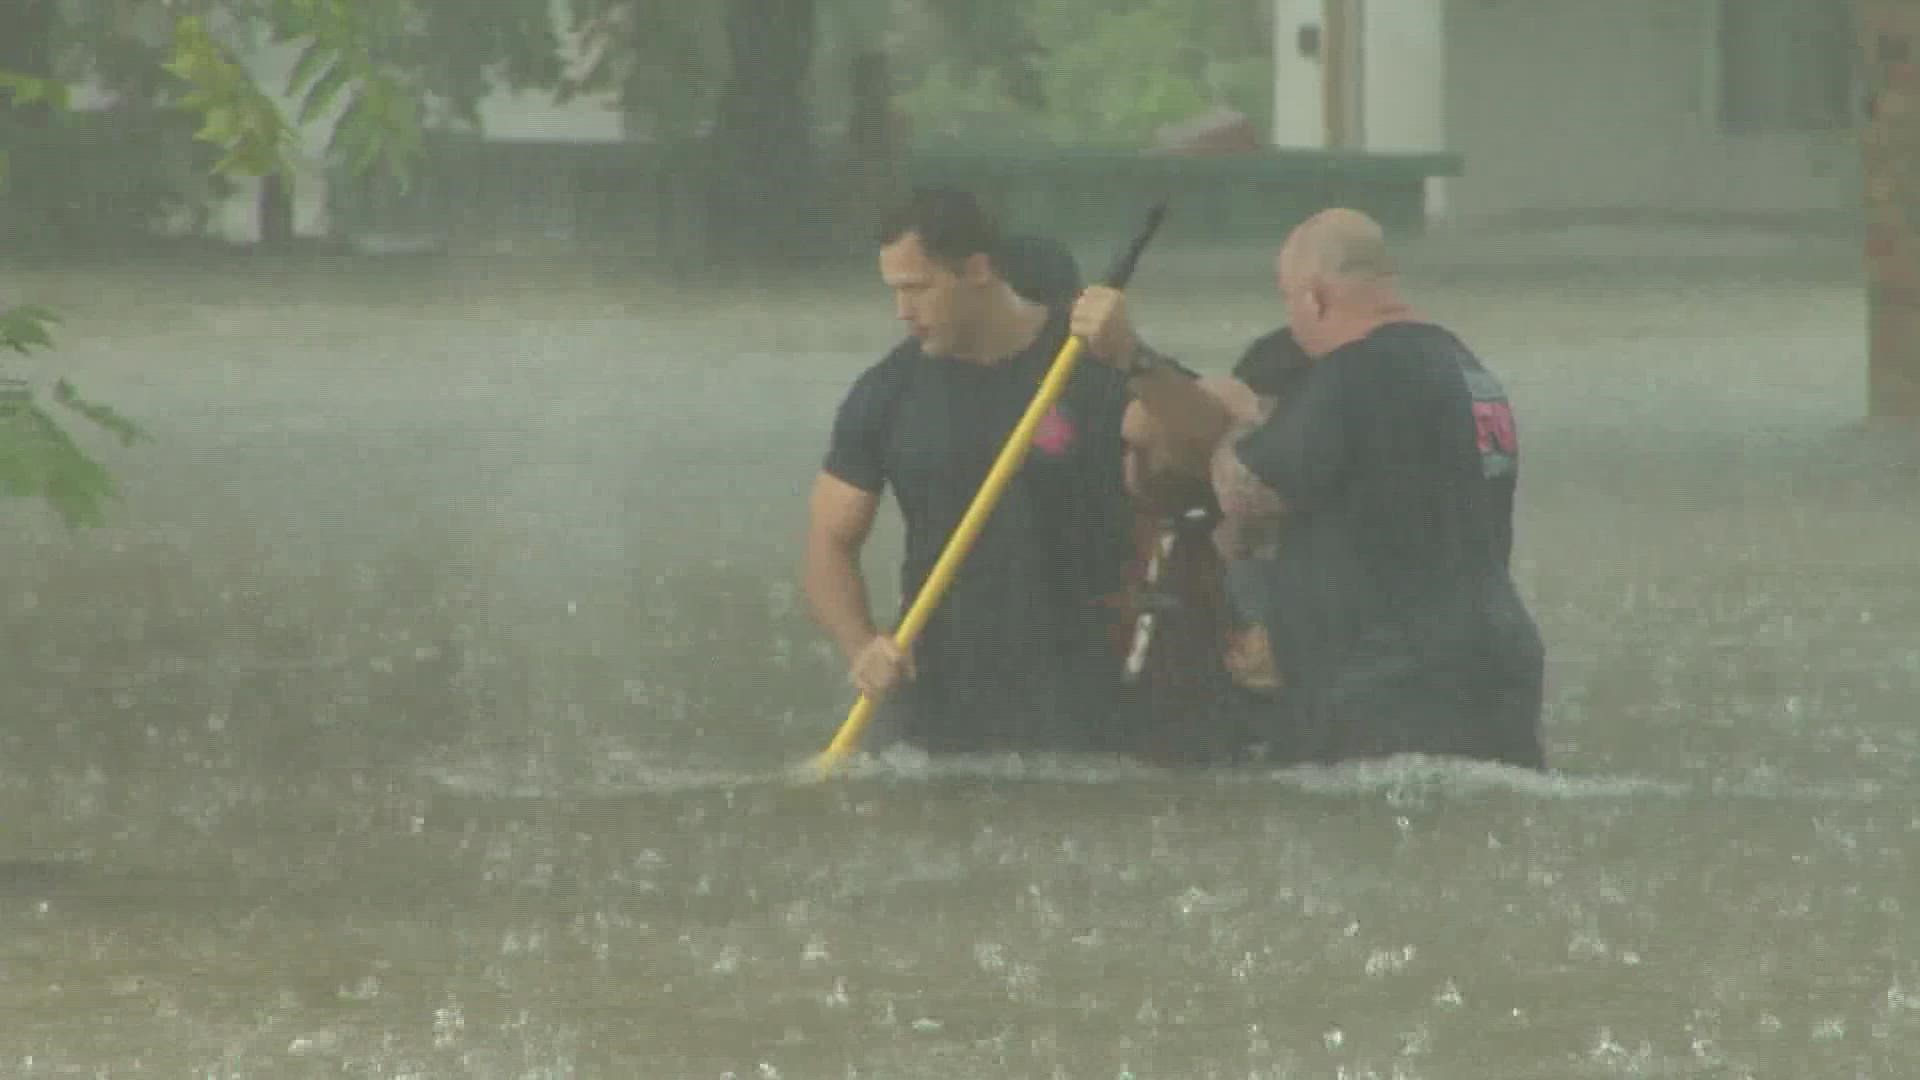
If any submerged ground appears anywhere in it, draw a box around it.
[3,224,1915,1077]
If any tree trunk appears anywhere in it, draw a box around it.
[841,51,906,245]
[259,171,295,250]
[1858,0,1920,420]
[705,0,826,264]
[0,0,57,242]
[0,0,56,125]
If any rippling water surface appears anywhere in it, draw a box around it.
[4,237,1914,1077]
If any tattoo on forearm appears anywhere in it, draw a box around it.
[1212,428,1283,520]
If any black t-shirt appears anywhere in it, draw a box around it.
[1232,321,1544,766]
[823,308,1140,752]
[1231,326,1314,403]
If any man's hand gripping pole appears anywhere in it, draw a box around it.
[802,200,1170,779]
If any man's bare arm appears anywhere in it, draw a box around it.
[1212,434,1285,521]
[1122,360,1236,483]
[1122,370,1268,509]
[1070,287,1237,492]
[1070,285,1280,509]
[801,472,883,662]
[1204,374,1268,427]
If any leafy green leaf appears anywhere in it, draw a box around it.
[0,69,71,110]
[0,396,120,529]
[196,104,238,143]
[0,304,60,356]
[53,380,147,447]
[288,40,330,94]
[300,60,352,123]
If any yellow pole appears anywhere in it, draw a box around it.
[804,201,1168,779]
[807,334,1091,775]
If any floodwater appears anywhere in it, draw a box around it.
[4,229,1916,1078]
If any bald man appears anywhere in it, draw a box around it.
[1205,208,1546,769]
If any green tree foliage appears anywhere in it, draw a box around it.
[4,2,461,527]
[0,308,145,529]
[899,0,1273,146]
[551,0,1259,258]
[0,68,70,185]
[0,73,121,528]
[0,0,558,245]
[0,69,146,527]
[918,0,1049,109]
[164,2,426,184]
[408,0,563,129]
[6,0,1280,524]
[561,0,723,137]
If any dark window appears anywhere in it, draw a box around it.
[1718,0,1856,132]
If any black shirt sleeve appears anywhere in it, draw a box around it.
[1134,341,1199,380]
[821,357,902,494]
[1232,327,1313,400]
[1232,345,1353,510]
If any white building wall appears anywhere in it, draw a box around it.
[1439,0,1857,222]
[1359,2,1448,217]
[1270,0,1329,148]
[1361,2,1446,155]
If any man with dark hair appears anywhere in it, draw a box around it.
[995,234,1084,308]
[800,187,1236,757]
[1212,326,1314,693]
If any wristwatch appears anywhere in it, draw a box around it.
[1124,344,1166,380]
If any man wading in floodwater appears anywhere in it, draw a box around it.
[1208,209,1547,768]
[801,187,1257,759]
[1071,208,1546,769]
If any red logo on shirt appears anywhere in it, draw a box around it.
[1032,405,1078,457]
[1473,401,1518,455]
